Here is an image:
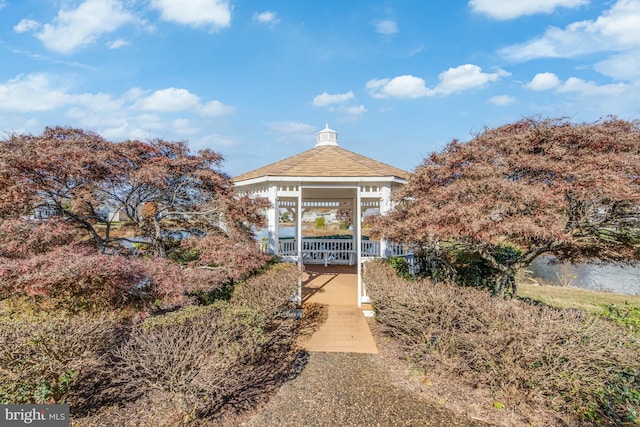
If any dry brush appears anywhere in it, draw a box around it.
[364,260,640,426]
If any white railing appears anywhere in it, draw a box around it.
[361,240,380,256]
[302,239,354,265]
[275,238,413,265]
[387,242,412,256]
[279,239,297,256]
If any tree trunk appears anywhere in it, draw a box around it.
[492,270,516,299]
[153,214,167,258]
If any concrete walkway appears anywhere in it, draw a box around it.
[298,265,378,354]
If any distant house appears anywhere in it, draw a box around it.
[301,210,338,223]
[302,211,318,222]
[95,205,125,222]
[31,205,58,220]
[324,210,338,224]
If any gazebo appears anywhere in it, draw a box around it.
[233,125,409,306]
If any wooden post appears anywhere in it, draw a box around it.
[296,188,303,306]
[267,184,279,255]
[357,186,362,307]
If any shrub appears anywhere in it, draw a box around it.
[108,301,300,422]
[115,306,262,395]
[412,242,522,292]
[364,260,640,426]
[0,248,235,311]
[0,258,301,424]
[385,256,413,281]
[0,247,150,311]
[0,312,121,405]
[230,262,298,315]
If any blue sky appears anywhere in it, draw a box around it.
[1,0,639,176]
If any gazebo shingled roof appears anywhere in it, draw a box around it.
[233,143,409,182]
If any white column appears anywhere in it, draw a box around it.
[296,188,303,306]
[356,187,363,307]
[266,184,279,255]
[379,183,392,257]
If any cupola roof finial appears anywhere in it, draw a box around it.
[315,123,338,147]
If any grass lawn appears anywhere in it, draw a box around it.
[517,281,640,314]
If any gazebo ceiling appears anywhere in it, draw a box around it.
[297,187,357,200]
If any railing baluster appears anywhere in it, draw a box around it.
[274,238,412,264]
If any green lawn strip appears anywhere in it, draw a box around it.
[517,282,640,314]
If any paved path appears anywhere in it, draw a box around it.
[246,352,489,427]
[299,265,377,353]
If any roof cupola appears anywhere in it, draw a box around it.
[315,123,338,147]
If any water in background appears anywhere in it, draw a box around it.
[254,226,299,240]
[528,256,640,295]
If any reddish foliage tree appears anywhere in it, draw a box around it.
[181,231,271,280]
[0,127,117,249]
[0,218,82,259]
[371,117,640,296]
[0,126,271,309]
[0,127,267,258]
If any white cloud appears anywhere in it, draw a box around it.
[374,19,398,35]
[200,100,235,116]
[557,77,628,96]
[366,75,431,98]
[136,113,163,130]
[0,73,121,113]
[266,121,316,142]
[500,0,640,61]
[151,0,231,30]
[253,11,280,25]
[73,92,124,112]
[65,106,129,130]
[345,105,367,116]
[36,0,138,55]
[312,91,366,119]
[434,64,510,95]
[171,118,199,135]
[488,95,516,106]
[14,18,40,33]
[312,91,355,107]
[133,88,234,116]
[106,39,130,49]
[526,72,561,90]
[0,74,71,112]
[594,51,640,80]
[0,74,236,144]
[133,88,200,112]
[469,0,588,20]
[367,65,508,99]
[197,133,235,148]
[267,121,315,134]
